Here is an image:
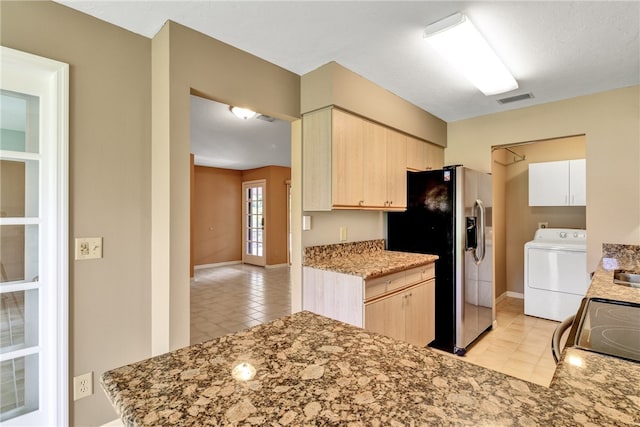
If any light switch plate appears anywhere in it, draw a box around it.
[75,237,103,260]
[302,215,311,231]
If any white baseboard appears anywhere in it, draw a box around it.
[194,261,241,270]
[496,291,524,304]
[265,263,289,269]
[101,419,124,427]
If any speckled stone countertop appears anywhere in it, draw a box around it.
[586,243,640,303]
[101,311,639,426]
[102,243,640,426]
[303,239,438,279]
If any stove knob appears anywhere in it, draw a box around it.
[560,232,567,238]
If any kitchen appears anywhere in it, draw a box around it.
[1,1,639,426]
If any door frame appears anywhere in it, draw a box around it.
[241,179,266,266]
[0,46,69,425]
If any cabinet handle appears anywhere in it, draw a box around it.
[359,200,364,206]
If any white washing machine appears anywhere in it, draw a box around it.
[524,228,589,321]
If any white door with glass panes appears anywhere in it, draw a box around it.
[242,180,266,266]
[0,47,69,425]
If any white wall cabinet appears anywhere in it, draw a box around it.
[528,159,586,206]
[303,263,435,347]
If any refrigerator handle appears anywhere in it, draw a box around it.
[472,199,486,265]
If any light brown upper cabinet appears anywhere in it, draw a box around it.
[303,107,407,211]
[406,136,445,171]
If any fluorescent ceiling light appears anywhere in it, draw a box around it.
[424,13,518,96]
[230,106,256,120]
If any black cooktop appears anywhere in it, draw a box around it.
[568,297,640,363]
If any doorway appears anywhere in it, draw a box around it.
[242,180,266,266]
[189,96,292,344]
[491,135,586,302]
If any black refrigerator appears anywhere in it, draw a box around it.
[387,165,493,355]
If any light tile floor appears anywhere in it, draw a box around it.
[190,263,291,345]
[190,268,559,387]
[452,297,560,387]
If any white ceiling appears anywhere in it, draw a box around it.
[54,1,640,169]
[190,96,291,169]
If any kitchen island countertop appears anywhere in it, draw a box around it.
[102,243,640,426]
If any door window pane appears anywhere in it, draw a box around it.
[0,159,39,218]
[1,289,38,353]
[0,354,39,421]
[0,90,39,153]
[0,225,39,284]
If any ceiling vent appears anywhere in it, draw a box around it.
[256,114,275,122]
[497,93,534,104]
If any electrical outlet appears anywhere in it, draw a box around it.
[339,226,347,241]
[74,372,93,400]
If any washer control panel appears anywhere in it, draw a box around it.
[533,228,587,242]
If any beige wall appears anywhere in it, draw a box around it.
[301,62,447,147]
[192,166,242,265]
[1,1,152,425]
[447,86,640,273]
[494,136,586,296]
[191,164,291,267]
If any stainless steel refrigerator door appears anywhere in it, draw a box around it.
[456,167,493,352]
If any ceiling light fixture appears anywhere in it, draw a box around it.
[423,13,518,96]
[230,106,256,120]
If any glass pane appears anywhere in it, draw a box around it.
[1,289,38,353]
[0,159,39,218]
[0,353,39,421]
[0,90,39,153]
[257,243,263,257]
[0,225,39,284]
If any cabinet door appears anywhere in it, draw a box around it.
[332,109,364,207]
[302,108,332,211]
[528,160,569,206]
[569,159,586,206]
[425,143,444,170]
[364,298,386,336]
[362,120,388,207]
[406,136,426,171]
[385,292,406,341]
[364,292,405,341]
[404,280,435,347]
[385,128,407,210]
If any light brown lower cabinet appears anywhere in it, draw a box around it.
[303,263,436,348]
[364,279,435,347]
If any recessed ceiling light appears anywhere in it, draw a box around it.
[229,106,256,120]
[424,13,518,96]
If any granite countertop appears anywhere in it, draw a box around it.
[303,239,438,279]
[586,243,640,304]
[101,310,639,426]
[102,243,640,426]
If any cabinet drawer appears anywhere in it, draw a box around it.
[365,270,406,300]
[404,267,423,286]
[419,263,435,281]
